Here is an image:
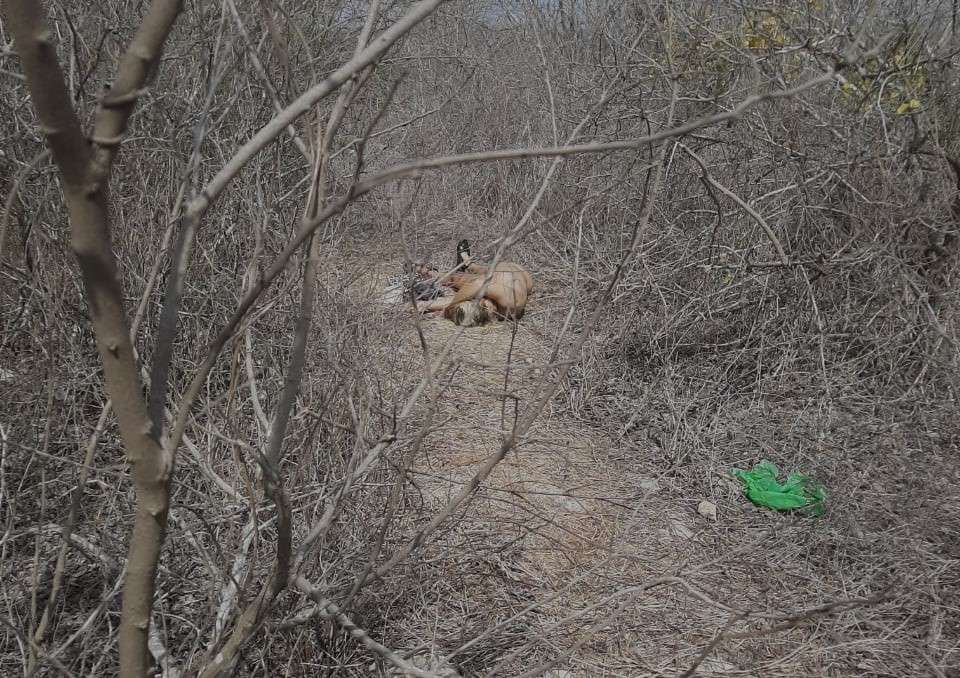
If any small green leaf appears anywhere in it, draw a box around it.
[896,99,921,115]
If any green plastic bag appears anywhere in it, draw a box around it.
[731,460,826,516]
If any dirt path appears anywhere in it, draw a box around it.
[347,261,708,676]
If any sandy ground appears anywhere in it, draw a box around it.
[349,261,714,677]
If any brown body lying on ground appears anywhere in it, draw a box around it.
[416,258,533,327]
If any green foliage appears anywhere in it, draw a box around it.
[837,39,928,116]
[742,13,788,51]
[741,1,823,52]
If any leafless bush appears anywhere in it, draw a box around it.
[1,0,957,676]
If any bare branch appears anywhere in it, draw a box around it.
[150,0,442,451]
[3,4,89,184]
[0,148,49,265]
[189,0,445,217]
[196,5,388,673]
[680,142,790,264]
[6,2,183,675]
[294,576,447,678]
[89,0,182,180]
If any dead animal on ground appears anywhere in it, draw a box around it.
[416,239,534,327]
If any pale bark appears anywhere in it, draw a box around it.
[4,2,183,675]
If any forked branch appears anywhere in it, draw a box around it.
[5,2,183,676]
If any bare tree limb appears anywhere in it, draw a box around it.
[149,0,443,455]
[5,2,183,675]
[224,0,310,162]
[3,6,89,185]
[0,148,49,265]
[680,142,789,264]
[190,0,445,215]
[195,5,386,674]
[294,576,447,678]
[88,0,182,180]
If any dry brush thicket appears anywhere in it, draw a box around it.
[0,0,958,676]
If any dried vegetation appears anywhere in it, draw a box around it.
[0,0,958,676]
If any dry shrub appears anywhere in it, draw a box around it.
[1,0,958,676]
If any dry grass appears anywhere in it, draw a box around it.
[2,1,959,676]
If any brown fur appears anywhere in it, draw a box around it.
[417,259,534,327]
